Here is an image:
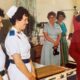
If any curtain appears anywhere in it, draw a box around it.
[14,0,36,38]
[14,0,36,16]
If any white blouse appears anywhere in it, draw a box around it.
[5,27,31,60]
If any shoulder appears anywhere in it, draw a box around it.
[44,23,49,27]
[5,30,17,43]
[61,22,66,27]
[62,22,65,25]
[7,28,17,38]
[43,23,49,31]
[55,21,59,25]
[55,23,59,26]
[54,23,60,28]
[9,30,15,36]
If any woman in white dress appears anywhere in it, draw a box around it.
[0,8,8,80]
[5,6,36,80]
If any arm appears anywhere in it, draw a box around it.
[57,33,61,43]
[61,23,67,36]
[44,32,56,45]
[54,33,61,47]
[55,24,62,47]
[0,46,4,80]
[12,54,35,80]
[5,36,35,80]
[43,24,56,45]
[0,75,3,80]
[30,60,36,78]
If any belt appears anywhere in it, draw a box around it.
[0,70,6,76]
[10,59,30,64]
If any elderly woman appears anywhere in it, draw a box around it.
[40,11,62,66]
[5,6,36,80]
[0,8,8,80]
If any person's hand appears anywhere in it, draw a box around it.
[0,75,3,80]
[53,46,58,49]
[53,40,59,47]
[31,72,36,78]
[27,73,36,80]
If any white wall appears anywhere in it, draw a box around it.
[36,0,74,35]
[0,0,15,13]
[0,0,76,34]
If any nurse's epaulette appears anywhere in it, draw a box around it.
[9,30,15,36]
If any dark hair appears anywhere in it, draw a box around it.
[68,33,73,39]
[57,11,66,19]
[10,7,30,25]
[76,15,80,22]
[0,8,4,17]
[47,11,56,19]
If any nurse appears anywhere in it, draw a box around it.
[40,11,62,66]
[0,8,8,80]
[5,6,36,80]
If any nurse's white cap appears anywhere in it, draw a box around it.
[7,6,18,18]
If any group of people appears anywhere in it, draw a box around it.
[40,11,68,66]
[0,6,36,80]
[0,6,69,80]
[0,5,80,80]
[40,10,80,80]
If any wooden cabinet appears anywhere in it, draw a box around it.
[33,44,42,63]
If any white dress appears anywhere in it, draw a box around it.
[0,45,8,80]
[5,27,32,80]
